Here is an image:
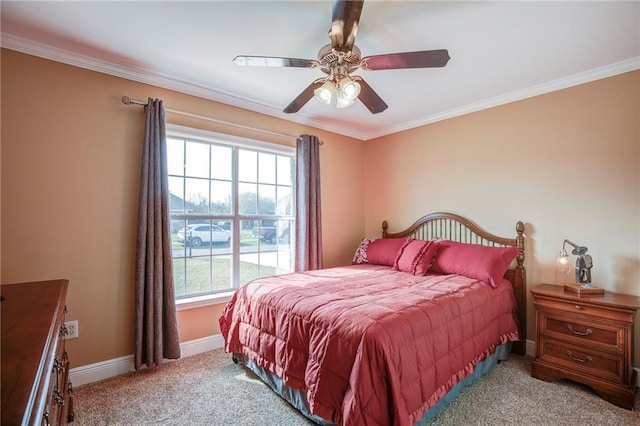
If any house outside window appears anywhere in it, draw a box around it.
[166,125,295,301]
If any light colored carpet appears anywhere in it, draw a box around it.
[73,350,639,425]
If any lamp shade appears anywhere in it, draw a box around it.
[336,93,356,108]
[556,249,572,275]
[314,80,335,105]
[339,77,361,101]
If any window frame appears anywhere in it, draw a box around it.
[166,124,296,309]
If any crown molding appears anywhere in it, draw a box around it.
[3,33,637,142]
[0,33,368,140]
[365,56,640,140]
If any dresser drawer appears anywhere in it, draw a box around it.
[534,296,636,323]
[537,336,624,384]
[1,280,74,425]
[539,311,624,352]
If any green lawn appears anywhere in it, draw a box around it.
[171,229,290,298]
[173,256,283,297]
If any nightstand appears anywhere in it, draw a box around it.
[531,284,640,409]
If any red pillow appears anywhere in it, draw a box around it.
[352,238,408,266]
[430,240,519,287]
[394,239,440,275]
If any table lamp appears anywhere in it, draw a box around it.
[556,239,603,296]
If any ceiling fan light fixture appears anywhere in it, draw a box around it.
[314,80,335,105]
[339,76,361,101]
[336,93,356,109]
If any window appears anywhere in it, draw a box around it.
[166,125,295,300]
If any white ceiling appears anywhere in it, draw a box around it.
[1,1,639,140]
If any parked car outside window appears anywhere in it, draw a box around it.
[177,224,231,248]
[252,220,290,244]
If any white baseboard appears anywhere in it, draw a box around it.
[69,334,224,387]
[69,335,640,388]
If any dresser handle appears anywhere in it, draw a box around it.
[566,350,592,363]
[575,305,582,310]
[53,388,65,405]
[566,324,593,336]
[53,357,65,374]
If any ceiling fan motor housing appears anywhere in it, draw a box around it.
[317,44,362,75]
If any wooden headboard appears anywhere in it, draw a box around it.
[381,212,527,356]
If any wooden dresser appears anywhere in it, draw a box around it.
[531,283,640,409]
[1,279,75,425]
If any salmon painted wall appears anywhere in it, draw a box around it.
[364,71,640,365]
[1,50,365,367]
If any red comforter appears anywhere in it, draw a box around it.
[220,264,519,426]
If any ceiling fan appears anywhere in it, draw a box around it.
[233,0,450,114]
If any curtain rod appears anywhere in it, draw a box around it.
[121,96,307,141]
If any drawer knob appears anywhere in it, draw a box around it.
[566,324,593,336]
[575,305,582,310]
[566,350,593,363]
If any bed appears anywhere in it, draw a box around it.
[220,212,526,425]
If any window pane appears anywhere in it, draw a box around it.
[252,219,276,246]
[276,186,292,215]
[167,138,184,176]
[240,219,259,252]
[185,141,210,178]
[183,256,212,295]
[211,255,233,291]
[211,145,232,180]
[210,180,231,214]
[277,155,293,186]
[185,178,210,213]
[239,253,259,285]
[168,177,185,213]
[238,182,257,214]
[238,149,257,182]
[277,248,293,271]
[258,152,276,184]
[276,219,293,248]
[257,184,276,215]
[173,256,186,297]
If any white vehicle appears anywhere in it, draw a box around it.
[177,224,230,247]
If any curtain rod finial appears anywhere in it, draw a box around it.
[122,96,133,105]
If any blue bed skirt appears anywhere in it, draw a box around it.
[234,342,512,425]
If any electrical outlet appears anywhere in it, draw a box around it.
[64,320,79,340]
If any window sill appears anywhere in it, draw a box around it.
[176,292,234,311]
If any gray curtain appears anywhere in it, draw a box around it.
[295,134,323,271]
[134,98,180,370]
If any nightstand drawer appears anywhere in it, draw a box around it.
[531,284,640,410]
[534,297,636,323]
[540,313,623,352]
[538,337,624,384]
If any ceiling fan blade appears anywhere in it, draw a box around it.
[283,80,324,114]
[361,49,451,70]
[330,0,364,53]
[234,56,318,68]
[354,77,388,114]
